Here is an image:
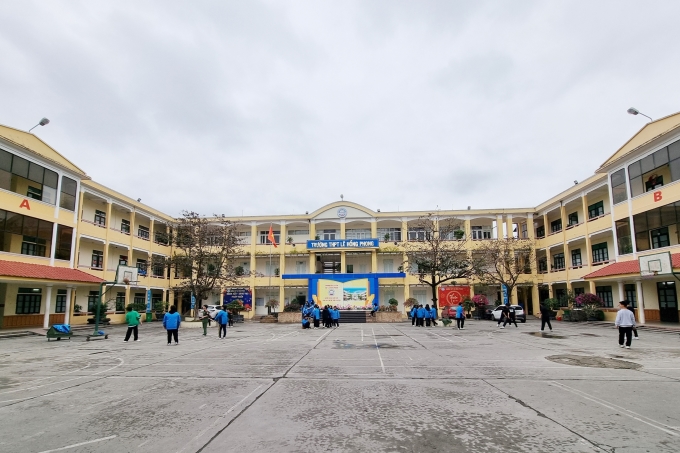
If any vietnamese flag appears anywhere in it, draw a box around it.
[268,224,278,248]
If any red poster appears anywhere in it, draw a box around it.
[438,286,471,307]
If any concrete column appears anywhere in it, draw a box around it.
[129,210,136,243]
[309,252,316,274]
[403,285,410,314]
[543,213,548,237]
[340,251,346,274]
[532,285,540,315]
[149,218,155,244]
[527,213,534,240]
[43,285,53,329]
[279,222,286,278]
[371,250,378,273]
[546,248,552,273]
[49,222,58,265]
[370,219,377,239]
[340,220,346,240]
[496,215,504,239]
[401,218,408,242]
[617,281,625,305]
[309,221,316,240]
[588,280,596,294]
[464,218,471,239]
[548,283,554,299]
[635,280,645,324]
[506,215,514,239]
[64,287,73,325]
[250,222,257,278]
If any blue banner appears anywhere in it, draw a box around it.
[146,290,152,313]
[307,239,379,249]
[223,288,253,311]
[501,284,509,305]
[190,294,196,309]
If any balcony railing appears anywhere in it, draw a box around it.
[82,219,106,228]
[565,222,583,230]
[592,260,611,266]
[588,213,608,222]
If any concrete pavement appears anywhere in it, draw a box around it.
[0,319,679,452]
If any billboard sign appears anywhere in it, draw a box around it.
[438,286,471,307]
[223,288,253,311]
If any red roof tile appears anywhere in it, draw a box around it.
[0,260,104,284]
[584,253,680,279]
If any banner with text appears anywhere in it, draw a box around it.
[307,239,379,249]
[438,286,471,307]
[317,278,370,308]
[223,288,253,311]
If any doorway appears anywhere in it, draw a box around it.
[657,282,679,323]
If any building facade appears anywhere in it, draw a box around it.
[2,112,680,328]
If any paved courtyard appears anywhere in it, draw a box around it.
[1,319,679,453]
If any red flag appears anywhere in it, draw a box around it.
[268,225,278,248]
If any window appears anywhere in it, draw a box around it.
[60,176,77,211]
[471,226,492,240]
[54,225,73,261]
[121,219,130,234]
[651,227,670,249]
[347,229,371,240]
[119,255,128,265]
[628,143,680,198]
[91,250,103,269]
[521,223,528,238]
[115,292,126,311]
[568,212,579,226]
[359,264,368,273]
[596,286,614,308]
[288,229,309,236]
[555,289,568,307]
[536,226,545,238]
[136,259,147,275]
[588,201,604,219]
[0,149,59,205]
[574,287,585,296]
[27,186,42,201]
[259,230,280,244]
[87,291,100,313]
[616,219,633,255]
[295,261,306,274]
[592,243,609,263]
[611,169,628,204]
[235,231,252,244]
[552,253,565,270]
[21,236,47,257]
[138,225,149,239]
[55,289,67,313]
[383,259,394,273]
[645,174,663,192]
[152,259,165,277]
[550,219,562,233]
[16,288,41,314]
[624,284,637,308]
[94,210,106,226]
[322,229,337,240]
[571,249,582,267]
[408,228,428,241]
[154,230,169,245]
[538,258,547,273]
[346,264,354,273]
[134,293,146,306]
[378,228,401,241]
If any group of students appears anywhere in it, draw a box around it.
[303,304,340,329]
[409,304,439,327]
[123,304,234,344]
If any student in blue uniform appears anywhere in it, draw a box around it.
[456,302,465,330]
[312,305,321,329]
[302,317,311,329]
[424,304,432,327]
[163,305,181,345]
[410,306,417,326]
[430,305,438,326]
[331,306,340,327]
[214,307,228,339]
[416,304,426,327]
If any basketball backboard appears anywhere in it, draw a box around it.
[115,265,139,285]
[639,252,672,278]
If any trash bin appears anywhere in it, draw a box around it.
[46,324,72,341]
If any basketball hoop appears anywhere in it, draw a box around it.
[115,265,139,286]
[639,252,672,279]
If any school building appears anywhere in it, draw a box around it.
[1,111,680,329]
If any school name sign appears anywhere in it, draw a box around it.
[306,239,380,249]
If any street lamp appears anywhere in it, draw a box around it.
[28,117,50,133]
[627,107,652,122]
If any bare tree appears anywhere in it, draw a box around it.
[402,214,473,309]
[471,238,535,306]
[159,211,244,316]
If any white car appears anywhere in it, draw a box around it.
[205,304,222,319]
[491,305,526,323]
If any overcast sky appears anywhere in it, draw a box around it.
[1,1,679,217]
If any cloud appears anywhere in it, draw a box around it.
[1,0,679,218]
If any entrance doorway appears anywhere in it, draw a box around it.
[657,282,679,323]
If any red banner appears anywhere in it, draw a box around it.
[438,286,470,307]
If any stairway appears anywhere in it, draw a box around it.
[339,310,368,324]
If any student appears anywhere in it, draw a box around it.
[498,304,509,328]
[323,305,332,328]
[228,306,235,327]
[302,316,311,329]
[430,305,438,326]
[540,303,553,332]
[503,305,518,328]
[331,306,340,327]
[455,302,465,330]
[627,304,639,340]
[214,307,228,339]
[410,306,417,326]
[200,305,211,336]
[615,301,636,349]
[312,305,321,329]
[124,305,141,342]
[163,305,181,345]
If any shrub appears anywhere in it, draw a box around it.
[378,305,397,312]
[471,294,488,307]
[574,293,603,307]
[543,298,561,311]
[265,299,279,309]
[462,296,474,314]
[404,298,418,308]
[595,310,605,321]
[283,302,301,312]
[225,300,244,313]
[388,298,399,307]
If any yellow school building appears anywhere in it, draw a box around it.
[1,111,680,329]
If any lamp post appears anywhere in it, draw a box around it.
[28,117,50,132]
[627,107,652,122]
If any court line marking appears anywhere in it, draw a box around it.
[381,325,399,345]
[36,435,117,453]
[371,328,386,374]
[315,329,333,343]
[550,381,679,436]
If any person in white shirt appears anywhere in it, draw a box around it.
[615,301,636,349]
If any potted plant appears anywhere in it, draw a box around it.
[384,233,391,242]
[87,301,111,325]
[235,265,244,276]
[454,229,465,240]
[74,304,82,314]
[287,237,293,245]
[388,298,399,311]
[274,268,280,277]
[471,294,488,319]
[265,298,279,315]
[315,234,320,240]
[462,296,474,318]
[283,301,301,312]
[153,300,164,320]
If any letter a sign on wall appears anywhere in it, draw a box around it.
[19,199,30,210]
